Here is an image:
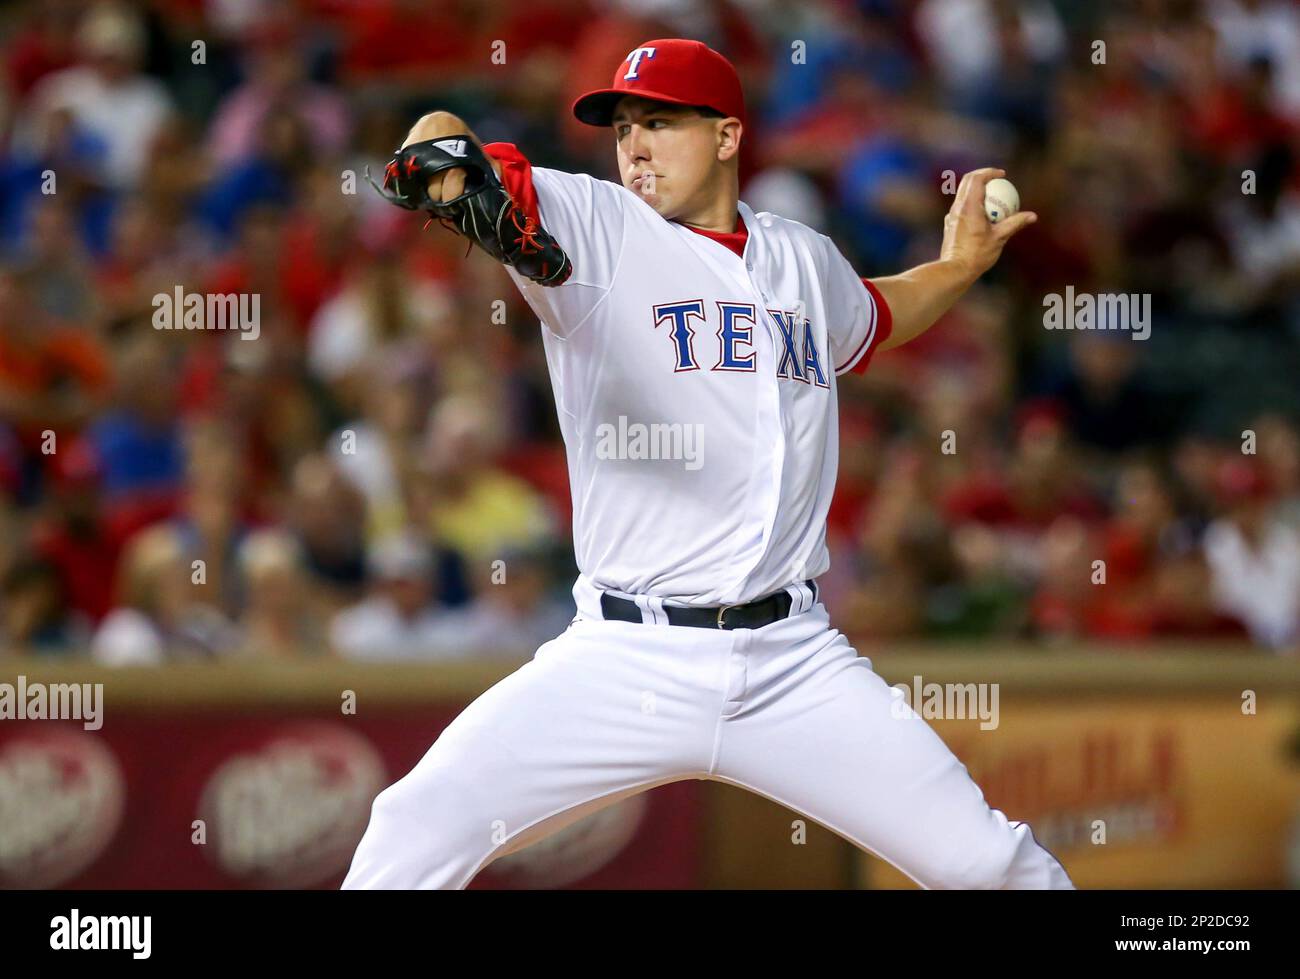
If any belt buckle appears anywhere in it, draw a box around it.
[716,603,738,629]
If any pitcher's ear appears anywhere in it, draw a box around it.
[717,118,743,161]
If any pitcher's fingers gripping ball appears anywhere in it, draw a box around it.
[367,136,573,287]
[940,167,1036,276]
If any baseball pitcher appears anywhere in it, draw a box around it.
[344,38,1073,890]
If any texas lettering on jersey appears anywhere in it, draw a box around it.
[483,141,893,606]
[652,300,829,386]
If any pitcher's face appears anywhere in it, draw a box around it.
[612,96,736,223]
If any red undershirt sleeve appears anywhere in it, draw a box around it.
[482,141,541,225]
[845,278,893,374]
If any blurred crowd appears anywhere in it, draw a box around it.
[1,0,1299,662]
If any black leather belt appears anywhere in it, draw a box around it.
[599,581,817,630]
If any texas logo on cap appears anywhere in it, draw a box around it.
[572,38,746,128]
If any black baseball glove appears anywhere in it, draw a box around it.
[366,136,573,287]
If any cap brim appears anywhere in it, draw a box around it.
[571,88,700,127]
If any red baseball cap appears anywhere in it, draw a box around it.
[572,38,746,128]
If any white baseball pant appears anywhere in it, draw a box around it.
[342,578,1075,889]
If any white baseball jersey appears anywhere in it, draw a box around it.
[492,148,891,606]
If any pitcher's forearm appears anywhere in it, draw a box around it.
[871,259,978,351]
[870,168,1036,352]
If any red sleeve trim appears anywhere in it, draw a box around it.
[837,278,894,375]
[482,142,540,225]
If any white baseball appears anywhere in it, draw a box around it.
[983,177,1019,224]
